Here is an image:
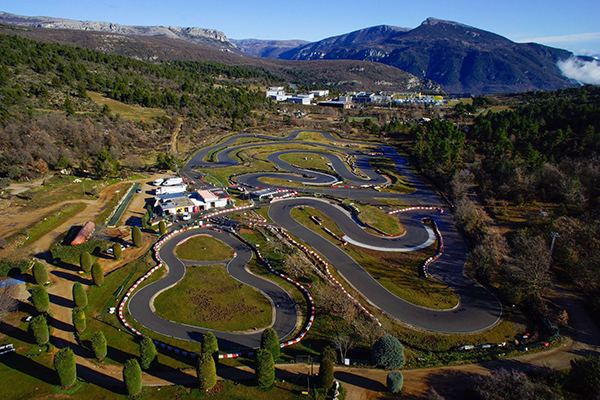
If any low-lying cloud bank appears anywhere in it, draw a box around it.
[557,57,600,85]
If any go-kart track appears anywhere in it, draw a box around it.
[126,130,502,351]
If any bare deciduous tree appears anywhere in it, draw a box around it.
[283,253,312,280]
[509,232,552,303]
[332,331,354,362]
[0,279,18,321]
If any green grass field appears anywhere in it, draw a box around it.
[353,203,404,236]
[175,235,235,261]
[87,91,166,122]
[153,265,272,331]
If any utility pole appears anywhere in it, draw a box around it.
[547,232,559,268]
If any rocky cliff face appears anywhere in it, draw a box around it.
[0,11,236,50]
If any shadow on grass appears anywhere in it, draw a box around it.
[47,314,73,333]
[334,370,386,392]
[49,293,74,308]
[0,351,56,385]
[76,363,124,394]
[0,320,34,345]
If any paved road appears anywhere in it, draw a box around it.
[128,228,297,349]
[133,129,502,347]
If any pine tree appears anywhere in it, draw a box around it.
[30,285,50,313]
[32,262,48,285]
[260,327,280,362]
[132,226,142,248]
[196,353,217,391]
[113,243,122,259]
[54,347,77,388]
[72,282,88,308]
[255,348,275,389]
[91,331,107,361]
[91,263,104,286]
[72,307,86,334]
[29,314,49,346]
[123,359,142,396]
[80,251,92,272]
[201,331,219,363]
[139,336,157,370]
[372,335,405,369]
[318,346,336,389]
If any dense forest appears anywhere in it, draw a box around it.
[0,34,281,182]
[399,86,600,320]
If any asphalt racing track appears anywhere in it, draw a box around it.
[130,130,503,349]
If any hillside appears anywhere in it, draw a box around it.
[0,23,441,93]
[232,39,310,58]
[279,18,578,94]
[0,11,237,52]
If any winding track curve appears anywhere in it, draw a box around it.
[131,130,502,347]
[128,229,297,349]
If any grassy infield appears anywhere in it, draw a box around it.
[1,128,536,398]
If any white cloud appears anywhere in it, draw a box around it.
[557,57,600,85]
[520,31,600,44]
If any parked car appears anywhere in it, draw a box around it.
[181,213,191,221]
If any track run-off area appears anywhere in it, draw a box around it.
[126,130,503,352]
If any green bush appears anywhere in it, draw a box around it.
[196,353,217,391]
[260,327,280,362]
[113,242,122,260]
[91,263,103,286]
[567,356,600,398]
[255,348,275,389]
[318,346,336,390]
[32,262,49,285]
[139,336,157,370]
[80,251,92,272]
[387,371,403,393]
[72,307,86,334]
[202,331,219,363]
[30,285,49,313]
[72,282,88,308]
[132,226,142,248]
[123,358,142,397]
[91,331,107,361]
[51,239,110,265]
[29,314,49,346]
[159,220,167,235]
[54,347,76,388]
[0,260,29,276]
[372,335,405,369]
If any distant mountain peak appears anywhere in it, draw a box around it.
[421,17,471,28]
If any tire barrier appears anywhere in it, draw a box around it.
[386,207,445,278]
[322,226,348,246]
[118,221,316,359]
[276,227,382,327]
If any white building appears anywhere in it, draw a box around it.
[309,90,329,97]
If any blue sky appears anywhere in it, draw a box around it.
[2,0,600,56]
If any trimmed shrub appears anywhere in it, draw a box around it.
[139,336,157,370]
[30,285,50,313]
[196,353,217,391]
[91,331,107,361]
[32,262,49,285]
[202,331,219,363]
[387,371,404,393]
[0,260,29,276]
[54,347,76,388]
[372,335,405,369]
[260,327,280,362]
[112,242,122,260]
[80,251,92,272]
[159,220,167,235]
[72,282,88,308]
[30,314,49,346]
[318,346,336,389]
[91,263,104,286]
[132,226,142,248]
[72,307,86,334]
[123,358,142,397]
[255,348,275,389]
